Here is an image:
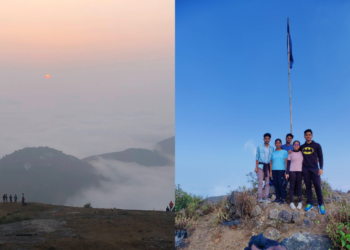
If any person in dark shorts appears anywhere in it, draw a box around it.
[14,194,17,202]
[270,139,288,205]
[9,195,12,202]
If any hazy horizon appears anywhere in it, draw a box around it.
[0,0,174,159]
[0,0,174,209]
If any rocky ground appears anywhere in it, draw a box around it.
[177,186,350,250]
[0,202,174,250]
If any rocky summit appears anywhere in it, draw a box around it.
[176,182,350,250]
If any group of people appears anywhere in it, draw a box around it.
[255,129,325,215]
[166,200,175,212]
[2,194,17,202]
[2,193,26,205]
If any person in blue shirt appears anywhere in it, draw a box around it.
[255,133,274,203]
[269,139,288,205]
[281,133,294,152]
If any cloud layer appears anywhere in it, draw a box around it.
[65,158,174,210]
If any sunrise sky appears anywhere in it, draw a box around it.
[0,0,174,158]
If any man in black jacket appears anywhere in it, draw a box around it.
[300,129,325,214]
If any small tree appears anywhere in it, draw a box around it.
[84,202,92,208]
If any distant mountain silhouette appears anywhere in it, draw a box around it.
[82,148,172,167]
[0,147,105,205]
[82,137,175,166]
[155,136,175,156]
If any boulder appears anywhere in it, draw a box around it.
[271,194,276,201]
[278,210,292,223]
[228,206,236,216]
[258,201,269,209]
[254,218,264,228]
[302,218,313,228]
[265,229,281,241]
[280,232,332,250]
[325,198,332,204]
[292,211,300,222]
[252,205,262,217]
[269,209,279,220]
[305,211,316,221]
[228,191,240,206]
[234,208,242,219]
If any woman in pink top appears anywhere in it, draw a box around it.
[285,140,303,210]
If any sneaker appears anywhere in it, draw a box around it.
[263,199,271,204]
[290,203,296,210]
[305,204,313,211]
[319,204,326,215]
[297,202,302,210]
[280,200,285,205]
[273,199,281,203]
[258,199,263,203]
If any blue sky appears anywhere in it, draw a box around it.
[175,0,350,198]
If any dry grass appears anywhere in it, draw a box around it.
[234,187,256,219]
[0,202,174,250]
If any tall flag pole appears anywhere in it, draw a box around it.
[287,18,294,134]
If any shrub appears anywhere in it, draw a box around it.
[84,202,92,208]
[321,178,332,198]
[175,184,203,214]
[327,203,350,249]
[246,172,258,193]
[235,186,256,218]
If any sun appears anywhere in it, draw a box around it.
[46,75,50,79]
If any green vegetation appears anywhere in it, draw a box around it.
[246,172,258,193]
[175,184,203,214]
[0,214,31,224]
[327,202,350,249]
[322,178,332,198]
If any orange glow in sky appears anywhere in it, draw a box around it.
[46,75,50,79]
[0,0,174,66]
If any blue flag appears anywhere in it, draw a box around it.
[287,22,294,69]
